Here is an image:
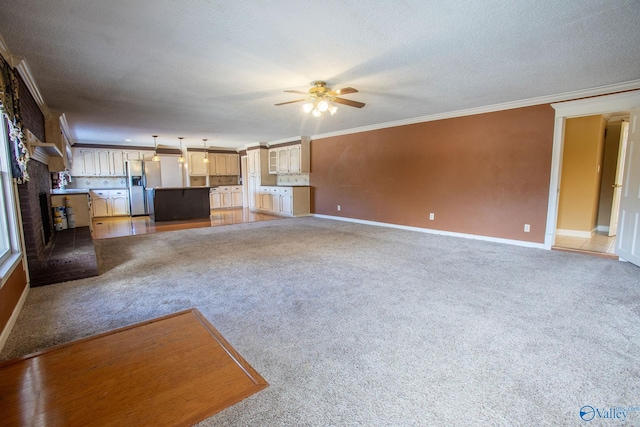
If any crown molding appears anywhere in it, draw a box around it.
[310,79,640,141]
[0,34,52,119]
[14,58,51,119]
[58,113,74,144]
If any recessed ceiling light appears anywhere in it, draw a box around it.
[125,138,132,142]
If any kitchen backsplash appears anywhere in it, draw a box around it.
[277,173,310,186]
[209,176,240,185]
[62,176,127,189]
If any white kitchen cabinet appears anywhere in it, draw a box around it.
[232,186,243,207]
[189,152,208,176]
[209,189,221,209]
[280,187,293,215]
[110,150,125,176]
[80,149,97,175]
[260,192,272,211]
[254,186,310,217]
[288,146,300,173]
[110,189,130,216]
[268,150,277,174]
[210,186,243,209]
[247,175,259,209]
[91,190,111,217]
[210,153,239,176]
[267,139,310,174]
[91,189,130,217]
[71,148,128,176]
[123,150,141,161]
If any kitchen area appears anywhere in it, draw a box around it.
[50,137,311,239]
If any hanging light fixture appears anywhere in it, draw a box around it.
[202,139,209,163]
[303,94,337,119]
[151,135,160,161]
[177,137,185,163]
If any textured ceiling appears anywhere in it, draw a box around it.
[0,0,639,149]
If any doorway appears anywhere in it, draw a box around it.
[544,90,640,259]
[553,115,629,256]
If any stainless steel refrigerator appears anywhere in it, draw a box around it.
[126,160,162,216]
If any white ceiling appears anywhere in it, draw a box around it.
[0,1,639,149]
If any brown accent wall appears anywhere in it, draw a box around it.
[0,261,28,335]
[310,104,555,243]
[557,115,606,233]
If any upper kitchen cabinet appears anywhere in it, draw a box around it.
[210,153,239,176]
[268,138,309,174]
[188,151,208,176]
[70,147,157,176]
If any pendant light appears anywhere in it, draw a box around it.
[177,137,185,163]
[151,135,160,161]
[202,139,209,163]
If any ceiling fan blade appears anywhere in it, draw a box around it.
[333,97,365,108]
[329,87,358,96]
[275,99,306,106]
[284,90,309,95]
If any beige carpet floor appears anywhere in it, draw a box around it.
[1,217,639,426]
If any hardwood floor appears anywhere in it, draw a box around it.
[92,208,282,239]
[0,309,268,426]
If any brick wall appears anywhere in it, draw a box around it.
[18,160,52,261]
[17,75,45,141]
[15,73,52,264]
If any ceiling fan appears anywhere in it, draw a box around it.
[275,81,365,117]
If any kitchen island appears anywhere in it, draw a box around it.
[145,187,211,222]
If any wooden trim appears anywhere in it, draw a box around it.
[72,143,154,151]
[156,147,182,155]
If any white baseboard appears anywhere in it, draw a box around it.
[313,214,546,249]
[597,225,610,233]
[0,283,29,353]
[556,228,596,238]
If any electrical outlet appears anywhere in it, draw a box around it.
[429,213,435,220]
[524,224,530,232]
[337,205,341,211]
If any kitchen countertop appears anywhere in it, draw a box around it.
[51,189,90,195]
[52,188,129,195]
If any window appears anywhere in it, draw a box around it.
[0,115,22,284]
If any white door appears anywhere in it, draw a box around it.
[616,106,640,267]
[609,121,630,236]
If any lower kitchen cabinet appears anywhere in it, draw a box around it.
[253,186,309,217]
[210,186,243,209]
[90,189,130,218]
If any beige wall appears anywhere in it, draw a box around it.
[557,115,606,233]
[311,104,555,243]
[597,121,622,229]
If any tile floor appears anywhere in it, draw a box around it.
[92,208,282,240]
[553,232,617,256]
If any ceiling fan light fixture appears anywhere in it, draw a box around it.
[328,104,337,115]
[303,102,314,113]
[317,99,329,112]
[312,109,322,118]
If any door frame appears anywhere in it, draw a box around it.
[544,90,640,249]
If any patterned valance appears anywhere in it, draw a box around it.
[0,55,30,183]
